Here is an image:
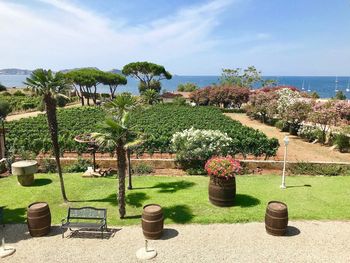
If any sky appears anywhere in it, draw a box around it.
[0,0,350,76]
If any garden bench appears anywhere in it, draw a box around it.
[61,207,107,238]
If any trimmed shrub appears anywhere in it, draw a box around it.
[131,163,154,175]
[65,157,92,173]
[291,162,350,176]
[13,90,25,96]
[334,133,350,153]
[40,158,57,173]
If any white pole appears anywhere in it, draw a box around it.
[280,136,289,189]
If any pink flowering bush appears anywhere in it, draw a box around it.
[205,156,241,178]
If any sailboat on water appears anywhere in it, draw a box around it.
[346,79,350,92]
[307,83,311,92]
[334,76,339,92]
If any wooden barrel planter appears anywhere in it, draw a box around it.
[27,202,51,237]
[265,201,288,236]
[141,204,164,240]
[208,176,236,207]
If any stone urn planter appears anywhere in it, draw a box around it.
[11,160,38,186]
[205,156,241,207]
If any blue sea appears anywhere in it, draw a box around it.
[1,74,349,98]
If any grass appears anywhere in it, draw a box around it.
[1,174,350,226]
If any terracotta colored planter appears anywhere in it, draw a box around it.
[208,176,236,207]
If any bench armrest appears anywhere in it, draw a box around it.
[100,218,107,227]
[61,217,68,225]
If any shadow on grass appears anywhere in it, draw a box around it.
[126,192,150,208]
[286,184,311,188]
[285,226,300,236]
[234,194,260,208]
[163,205,194,223]
[123,215,142,219]
[31,178,53,187]
[69,193,117,206]
[153,181,196,193]
[2,206,26,223]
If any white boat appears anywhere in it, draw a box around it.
[335,76,339,92]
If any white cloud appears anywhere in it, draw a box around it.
[0,0,236,71]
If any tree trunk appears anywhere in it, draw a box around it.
[78,86,84,106]
[44,95,68,202]
[92,85,97,104]
[109,85,116,99]
[116,140,126,218]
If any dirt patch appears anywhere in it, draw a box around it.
[226,113,350,163]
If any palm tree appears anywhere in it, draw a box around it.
[92,93,140,218]
[141,89,162,105]
[24,69,69,202]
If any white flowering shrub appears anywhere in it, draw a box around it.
[297,125,322,142]
[276,88,301,118]
[171,127,233,161]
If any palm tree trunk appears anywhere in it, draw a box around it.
[116,140,126,218]
[44,95,68,202]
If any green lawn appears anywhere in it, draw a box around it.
[1,174,350,226]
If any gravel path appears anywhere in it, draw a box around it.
[2,221,350,262]
[226,113,350,163]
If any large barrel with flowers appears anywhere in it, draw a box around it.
[206,156,240,207]
[208,176,236,207]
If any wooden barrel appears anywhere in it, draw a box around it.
[27,202,51,237]
[208,177,236,207]
[142,204,164,240]
[265,201,288,236]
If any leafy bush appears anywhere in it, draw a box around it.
[21,102,37,110]
[1,91,11,96]
[0,83,7,92]
[220,108,246,113]
[13,90,25,96]
[57,96,70,107]
[171,128,233,161]
[172,97,187,106]
[177,82,198,92]
[334,133,350,153]
[40,158,57,173]
[131,163,154,175]
[0,99,11,119]
[65,157,92,172]
[291,162,350,176]
[275,120,289,132]
[186,167,207,175]
[190,85,250,108]
[297,125,322,142]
